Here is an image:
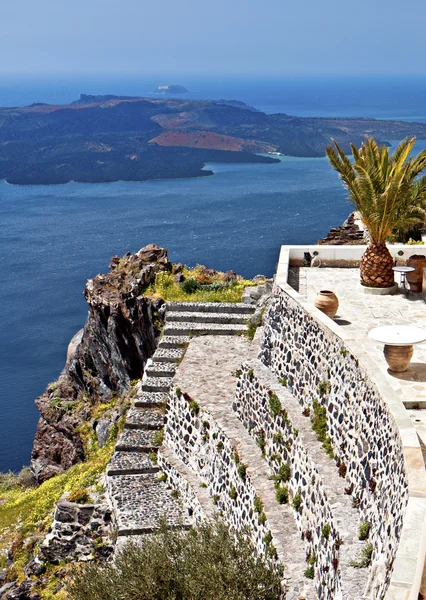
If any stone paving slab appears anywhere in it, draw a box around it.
[166,301,255,314]
[158,335,191,348]
[134,389,168,407]
[141,377,173,392]
[125,407,165,430]
[145,362,176,377]
[166,311,249,324]
[153,347,186,362]
[116,429,162,452]
[107,473,192,535]
[298,268,426,438]
[107,451,159,475]
[164,322,248,336]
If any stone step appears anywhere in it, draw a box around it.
[107,472,192,536]
[152,347,186,363]
[158,335,191,349]
[145,362,176,378]
[134,391,169,407]
[141,377,173,393]
[107,451,160,476]
[166,301,255,315]
[166,311,249,325]
[163,322,248,337]
[125,407,165,430]
[116,429,163,452]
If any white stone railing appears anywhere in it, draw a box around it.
[267,246,426,600]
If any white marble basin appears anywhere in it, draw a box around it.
[368,325,426,346]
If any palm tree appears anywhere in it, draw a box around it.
[326,137,426,288]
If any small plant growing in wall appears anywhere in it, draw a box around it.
[278,463,291,483]
[233,450,240,464]
[189,400,200,415]
[149,451,158,464]
[317,380,331,398]
[247,368,254,381]
[216,441,224,452]
[158,472,167,483]
[175,388,182,398]
[258,512,267,525]
[279,378,287,387]
[212,495,219,505]
[340,347,348,358]
[229,486,238,501]
[358,521,370,541]
[237,464,248,481]
[304,553,316,579]
[338,462,347,478]
[275,486,289,505]
[152,429,165,446]
[273,433,283,445]
[263,531,273,546]
[322,524,331,540]
[302,407,310,417]
[311,400,334,458]
[268,391,282,418]
[171,490,180,500]
[232,369,242,378]
[350,542,373,568]
[257,430,266,456]
[254,495,263,514]
[292,490,302,513]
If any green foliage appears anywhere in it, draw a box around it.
[358,521,371,541]
[189,400,200,415]
[263,531,273,546]
[232,369,242,378]
[277,463,291,483]
[247,369,254,381]
[272,433,283,445]
[292,491,302,513]
[216,441,224,452]
[149,452,158,464]
[317,380,331,398]
[275,486,289,505]
[304,566,315,579]
[268,392,282,418]
[158,473,168,483]
[254,495,263,514]
[406,237,425,244]
[67,489,92,504]
[257,431,266,456]
[350,542,374,568]
[152,429,165,446]
[326,137,426,245]
[246,308,265,341]
[69,519,282,600]
[212,495,219,506]
[258,512,267,526]
[147,267,256,304]
[171,490,180,500]
[279,378,287,387]
[199,482,207,489]
[229,486,238,501]
[233,450,240,465]
[0,467,36,493]
[340,347,348,358]
[237,464,248,481]
[311,400,334,458]
[175,388,182,398]
[321,524,331,540]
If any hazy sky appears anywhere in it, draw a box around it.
[2,0,426,76]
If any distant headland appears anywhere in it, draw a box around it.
[2,93,426,185]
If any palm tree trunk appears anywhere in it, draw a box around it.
[360,243,395,288]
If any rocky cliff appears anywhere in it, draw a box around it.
[31,244,170,483]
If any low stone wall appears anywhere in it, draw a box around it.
[234,362,341,598]
[164,388,274,560]
[261,269,426,598]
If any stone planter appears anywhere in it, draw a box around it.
[314,290,339,318]
[406,255,426,293]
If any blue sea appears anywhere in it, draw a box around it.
[1,75,426,471]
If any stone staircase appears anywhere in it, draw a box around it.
[106,301,256,544]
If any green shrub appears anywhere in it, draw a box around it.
[180,279,200,294]
[321,524,331,539]
[258,512,267,526]
[254,496,263,514]
[229,486,238,501]
[268,392,282,418]
[152,429,165,446]
[272,433,283,445]
[275,486,289,505]
[171,490,180,500]
[350,542,374,568]
[304,566,314,579]
[237,464,248,481]
[158,473,168,483]
[277,464,291,483]
[358,521,370,541]
[279,378,287,387]
[216,441,224,452]
[317,380,331,398]
[212,495,219,506]
[149,452,158,464]
[263,531,273,546]
[189,400,200,415]
[292,491,302,513]
[67,489,92,504]
[311,400,334,458]
[69,519,282,600]
[175,388,182,398]
[257,431,266,456]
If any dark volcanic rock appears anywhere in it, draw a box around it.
[31,244,170,483]
[317,212,366,245]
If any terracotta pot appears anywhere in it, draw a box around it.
[314,290,339,318]
[406,255,426,293]
[383,344,413,372]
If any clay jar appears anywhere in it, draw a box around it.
[314,290,339,319]
[406,255,426,293]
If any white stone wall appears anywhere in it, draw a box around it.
[260,287,409,597]
[165,389,275,560]
[234,362,341,598]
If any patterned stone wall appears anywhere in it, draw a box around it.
[234,362,341,599]
[260,287,409,597]
[165,389,275,560]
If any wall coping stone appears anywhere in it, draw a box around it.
[274,245,426,600]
